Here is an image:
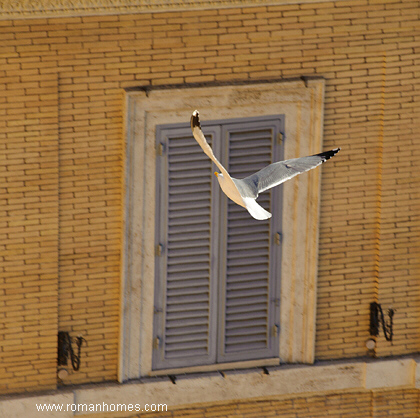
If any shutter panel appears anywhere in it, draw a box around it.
[218,120,283,362]
[153,116,283,371]
[153,126,220,370]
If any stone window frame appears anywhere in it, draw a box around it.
[120,79,325,381]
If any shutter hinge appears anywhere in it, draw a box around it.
[275,232,282,246]
[157,143,164,156]
[153,336,161,349]
[272,324,280,337]
[277,132,284,144]
[156,244,163,256]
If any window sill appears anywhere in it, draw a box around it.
[149,357,280,377]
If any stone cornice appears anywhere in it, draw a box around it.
[0,0,348,20]
[0,357,418,417]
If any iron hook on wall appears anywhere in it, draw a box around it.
[57,331,86,371]
[369,302,395,342]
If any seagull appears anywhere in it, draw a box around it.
[190,110,340,220]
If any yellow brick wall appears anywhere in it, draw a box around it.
[0,0,419,396]
[0,27,60,392]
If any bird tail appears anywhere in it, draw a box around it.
[242,197,272,220]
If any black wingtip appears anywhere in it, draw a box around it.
[190,110,201,131]
[317,147,341,161]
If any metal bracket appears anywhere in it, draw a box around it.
[369,302,394,342]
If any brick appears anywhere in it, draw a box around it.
[219,33,249,44]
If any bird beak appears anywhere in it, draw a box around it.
[214,172,218,177]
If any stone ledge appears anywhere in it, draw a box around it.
[365,358,416,390]
[0,0,359,20]
[1,357,419,418]
[0,392,74,418]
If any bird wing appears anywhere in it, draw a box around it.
[190,110,230,179]
[243,148,341,195]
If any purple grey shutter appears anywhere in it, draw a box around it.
[153,125,220,370]
[218,119,283,362]
[153,116,283,371]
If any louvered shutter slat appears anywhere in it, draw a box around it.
[169,193,211,204]
[168,247,210,258]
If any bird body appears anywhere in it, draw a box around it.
[190,110,340,220]
[215,174,245,208]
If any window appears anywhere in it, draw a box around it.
[121,80,325,381]
[153,116,284,370]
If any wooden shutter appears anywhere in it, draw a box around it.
[153,125,220,370]
[218,119,283,362]
[153,116,283,370]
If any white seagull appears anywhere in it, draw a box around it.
[190,110,340,220]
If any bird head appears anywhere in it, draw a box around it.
[214,172,223,184]
[191,110,201,131]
